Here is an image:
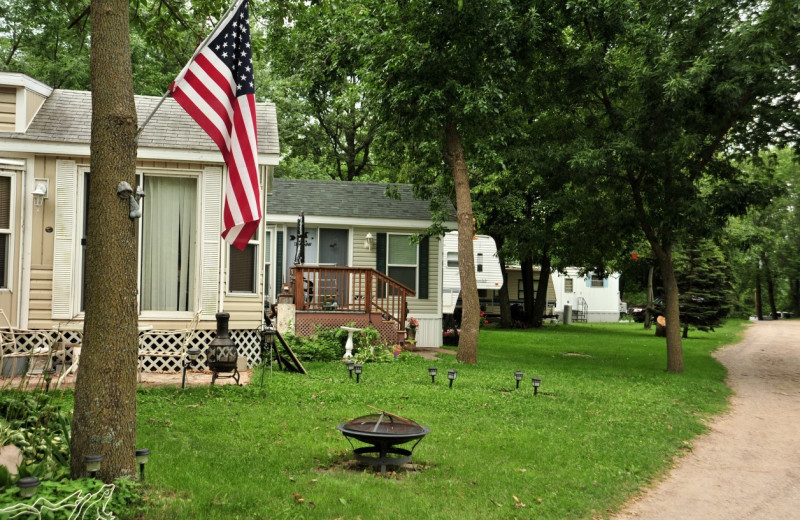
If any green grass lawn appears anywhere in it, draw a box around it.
[135,321,747,520]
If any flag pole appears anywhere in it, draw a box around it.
[135,0,244,139]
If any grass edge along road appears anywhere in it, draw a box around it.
[134,321,746,519]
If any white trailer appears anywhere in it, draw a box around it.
[442,232,504,314]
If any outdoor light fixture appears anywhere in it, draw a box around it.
[135,448,151,482]
[85,454,103,478]
[182,347,202,389]
[354,364,363,383]
[17,476,41,498]
[447,369,457,388]
[514,371,524,389]
[346,360,355,378]
[117,181,145,220]
[31,179,48,207]
[364,233,374,251]
[428,367,438,384]
[532,377,542,396]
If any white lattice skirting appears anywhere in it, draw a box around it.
[4,329,264,374]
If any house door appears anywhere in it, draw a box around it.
[318,229,348,307]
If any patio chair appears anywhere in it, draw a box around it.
[138,312,201,383]
[0,310,58,386]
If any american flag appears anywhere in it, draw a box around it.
[170,0,261,250]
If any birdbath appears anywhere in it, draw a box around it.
[341,326,362,359]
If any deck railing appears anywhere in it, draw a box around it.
[290,266,415,327]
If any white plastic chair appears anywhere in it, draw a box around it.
[138,312,201,382]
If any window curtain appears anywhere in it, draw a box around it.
[142,176,197,311]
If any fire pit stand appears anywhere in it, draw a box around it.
[337,410,431,476]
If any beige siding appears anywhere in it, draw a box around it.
[26,266,53,328]
[503,269,557,307]
[351,227,441,316]
[0,87,14,131]
[223,296,263,329]
[25,90,47,127]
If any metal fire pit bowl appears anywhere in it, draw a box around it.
[337,411,431,476]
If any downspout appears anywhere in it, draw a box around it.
[18,159,32,328]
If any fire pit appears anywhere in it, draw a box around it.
[207,312,240,385]
[337,410,430,476]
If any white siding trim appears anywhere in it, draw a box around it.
[200,165,222,318]
[52,159,77,319]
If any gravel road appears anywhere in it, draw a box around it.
[613,320,800,520]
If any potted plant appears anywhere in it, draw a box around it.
[406,316,419,343]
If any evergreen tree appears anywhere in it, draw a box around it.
[675,238,733,337]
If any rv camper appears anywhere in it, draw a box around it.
[442,232,504,317]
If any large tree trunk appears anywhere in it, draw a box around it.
[754,260,763,320]
[444,122,479,364]
[491,234,513,329]
[653,244,684,373]
[644,265,654,329]
[70,0,139,481]
[520,257,535,325]
[531,252,552,328]
[762,253,778,319]
[791,279,800,317]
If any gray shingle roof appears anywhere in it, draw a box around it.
[2,89,279,155]
[268,178,453,221]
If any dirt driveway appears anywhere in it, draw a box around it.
[613,320,800,520]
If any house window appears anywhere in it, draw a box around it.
[141,175,197,311]
[517,279,524,300]
[446,251,458,268]
[565,278,573,293]
[229,245,257,293]
[263,230,272,299]
[387,234,417,290]
[477,253,483,273]
[0,175,10,289]
[228,223,260,294]
[591,275,605,288]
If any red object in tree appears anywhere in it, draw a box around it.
[631,252,639,261]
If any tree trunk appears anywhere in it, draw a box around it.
[444,122,479,364]
[644,265,654,330]
[70,0,139,482]
[762,254,778,319]
[754,260,763,320]
[531,252,552,328]
[491,234,513,329]
[791,279,800,317]
[520,257,535,325]
[653,245,684,373]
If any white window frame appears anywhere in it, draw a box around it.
[226,232,261,296]
[138,169,203,318]
[386,233,418,292]
[590,275,605,288]
[564,278,574,293]
[0,170,15,292]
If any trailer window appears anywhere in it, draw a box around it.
[447,252,458,268]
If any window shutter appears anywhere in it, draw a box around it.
[376,233,387,297]
[376,233,387,273]
[586,273,592,288]
[52,160,76,319]
[603,277,609,288]
[200,166,222,318]
[275,231,283,292]
[417,236,429,299]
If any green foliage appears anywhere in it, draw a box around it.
[674,239,733,331]
[0,477,143,519]
[0,393,71,483]
[281,324,385,362]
